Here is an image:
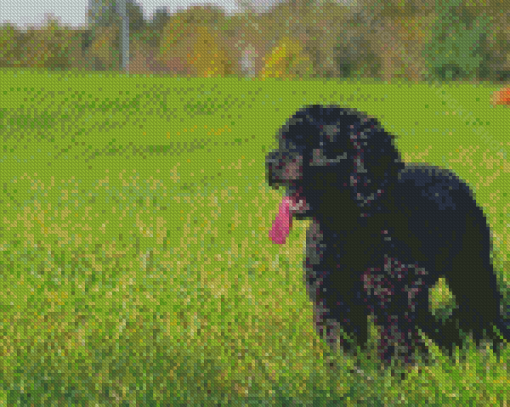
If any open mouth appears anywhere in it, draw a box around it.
[269,190,308,244]
[287,191,308,213]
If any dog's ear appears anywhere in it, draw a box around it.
[349,116,403,208]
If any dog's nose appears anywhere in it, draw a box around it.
[266,151,280,165]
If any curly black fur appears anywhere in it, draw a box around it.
[266,105,510,365]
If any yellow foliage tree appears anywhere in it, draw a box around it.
[153,16,196,77]
[259,36,313,80]
[156,15,194,61]
[187,26,233,78]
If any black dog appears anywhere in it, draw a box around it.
[266,105,510,365]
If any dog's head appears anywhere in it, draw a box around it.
[266,105,403,243]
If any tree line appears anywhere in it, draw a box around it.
[0,0,509,83]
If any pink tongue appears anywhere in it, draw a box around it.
[269,196,293,244]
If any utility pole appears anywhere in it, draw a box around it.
[87,0,99,27]
[117,0,129,73]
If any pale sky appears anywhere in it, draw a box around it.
[0,0,356,32]
[0,0,277,31]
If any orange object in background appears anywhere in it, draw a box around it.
[492,87,510,106]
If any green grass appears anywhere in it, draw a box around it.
[0,67,509,405]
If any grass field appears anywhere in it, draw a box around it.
[0,67,509,405]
